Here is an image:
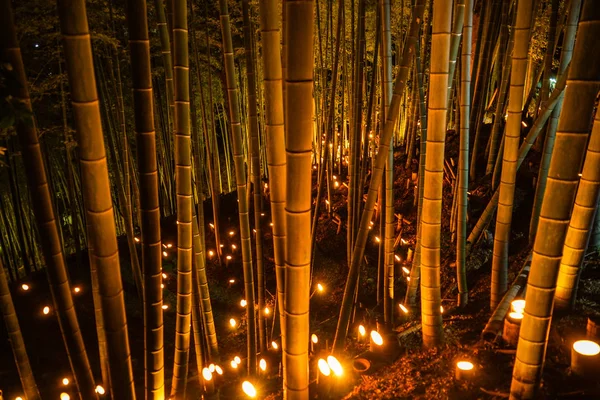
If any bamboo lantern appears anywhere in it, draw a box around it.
[571,340,600,378]
[503,312,523,347]
[455,360,475,381]
[369,330,384,354]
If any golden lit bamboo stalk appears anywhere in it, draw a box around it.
[284,0,314,396]
[490,0,534,309]
[124,0,165,397]
[56,0,135,396]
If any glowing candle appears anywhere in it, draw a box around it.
[399,304,409,314]
[73,287,81,293]
[317,283,324,292]
[162,304,169,310]
[327,355,343,376]
[455,361,474,381]
[240,299,247,307]
[271,341,279,350]
[60,393,70,400]
[21,284,29,291]
[370,331,383,346]
[62,377,70,385]
[43,306,50,315]
[230,318,237,327]
[571,340,600,378]
[259,358,267,372]
[202,367,212,381]
[95,385,105,395]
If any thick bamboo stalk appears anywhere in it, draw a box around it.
[2,1,98,397]
[510,3,600,398]
[56,0,135,396]
[124,0,165,397]
[419,0,453,348]
[490,0,534,309]
[284,0,314,396]
[258,0,287,362]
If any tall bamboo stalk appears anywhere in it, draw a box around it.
[284,0,313,396]
[56,0,135,396]
[490,0,534,309]
[218,0,257,375]
[124,0,165,396]
[456,0,471,307]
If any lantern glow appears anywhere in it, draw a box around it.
[511,299,526,314]
[21,284,29,291]
[327,355,343,376]
[271,341,279,349]
[234,356,241,364]
[318,358,331,376]
[573,340,600,356]
[456,361,474,371]
[242,381,257,398]
[162,304,169,310]
[402,266,410,274]
[62,377,69,385]
[229,318,237,327]
[508,311,524,320]
[60,394,70,400]
[311,334,318,344]
[317,283,324,292]
[370,330,383,346]
[264,307,270,315]
[240,299,247,307]
[215,365,223,375]
[74,287,81,293]
[259,358,267,371]
[43,306,50,315]
[399,304,409,314]
[202,367,212,381]
[358,325,366,336]
[95,385,105,395]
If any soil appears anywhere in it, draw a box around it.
[1,128,600,399]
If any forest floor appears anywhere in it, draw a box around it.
[1,128,600,399]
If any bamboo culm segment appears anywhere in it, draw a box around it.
[56,0,135,397]
[510,3,600,398]
[218,0,257,376]
[124,0,165,397]
[490,0,534,309]
[419,0,453,348]
[284,0,314,397]
[171,0,193,397]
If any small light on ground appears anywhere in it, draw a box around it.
[327,355,343,376]
[134,237,140,243]
[231,360,238,368]
[370,330,383,346]
[226,255,232,260]
[208,250,214,257]
[162,304,169,310]
[511,299,525,314]
[95,385,105,395]
[573,340,600,356]
[21,284,29,291]
[209,363,215,373]
[508,311,523,320]
[402,266,410,274]
[242,381,257,398]
[399,304,409,314]
[318,358,331,376]
[264,307,270,315]
[317,283,324,292]
[162,273,167,279]
[311,334,318,344]
[234,356,241,364]
[60,393,70,400]
[229,231,235,236]
[259,358,267,371]
[395,255,402,262]
[215,365,223,375]
[43,306,50,315]
[162,251,168,257]
[62,377,70,385]
[74,287,81,293]
[230,318,237,327]
[240,299,247,307]
[271,341,279,350]
[202,367,212,381]
[358,325,366,336]
[229,279,235,283]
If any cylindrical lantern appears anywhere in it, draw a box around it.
[503,312,523,347]
[571,340,600,378]
[455,361,475,381]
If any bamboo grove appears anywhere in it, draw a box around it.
[0,0,599,399]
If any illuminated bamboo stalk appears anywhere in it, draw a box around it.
[284,0,313,396]
[490,0,534,309]
[529,0,581,244]
[381,0,394,327]
[334,0,425,349]
[511,3,600,398]
[554,108,600,309]
[2,1,98,397]
[170,0,193,396]
[56,0,135,396]
[405,39,427,307]
[419,0,452,348]
[218,0,257,375]
[456,0,471,308]
[242,0,266,354]
[0,258,40,400]
[258,0,287,358]
[124,0,165,397]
